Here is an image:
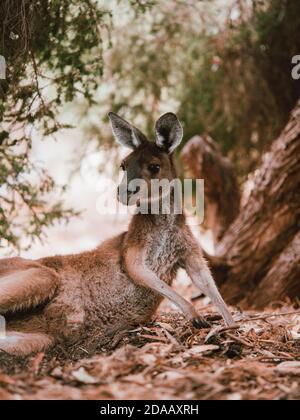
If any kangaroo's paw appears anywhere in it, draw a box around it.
[192,316,211,329]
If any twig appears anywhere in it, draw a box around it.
[205,324,239,343]
[225,332,254,348]
[139,334,167,343]
[257,356,298,363]
[238,310,300,323]
[161,327,180,346]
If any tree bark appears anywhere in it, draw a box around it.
[181,135,240,244]
[182,101,300,309]
[246,231,300,308]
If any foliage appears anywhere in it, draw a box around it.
[92,0,300,176]
[0,0,112,251]
[180,0,300,173]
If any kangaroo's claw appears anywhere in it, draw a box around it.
[192,316,211,329]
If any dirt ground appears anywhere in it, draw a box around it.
[0,300,300,401]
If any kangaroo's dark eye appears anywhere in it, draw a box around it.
[148,163,160,174]
[120,163,125,171]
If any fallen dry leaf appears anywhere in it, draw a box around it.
[182,344,219,358]
[276,361,300,375]
[71,368,99,385]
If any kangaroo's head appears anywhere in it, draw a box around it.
[108,112,183,206]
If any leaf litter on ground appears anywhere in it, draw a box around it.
[0,304,300,400]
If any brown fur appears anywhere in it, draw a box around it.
[0,113,234,356]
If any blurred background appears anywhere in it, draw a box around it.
[0,0,299,259]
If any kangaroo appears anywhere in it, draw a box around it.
[0,112,234,356]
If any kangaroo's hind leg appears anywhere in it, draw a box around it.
[0,260,59,314]
[0,332,54,356]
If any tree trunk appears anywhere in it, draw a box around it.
[182,101,300,309]
[181,135,240,244]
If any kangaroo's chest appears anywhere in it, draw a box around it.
[145,227,184,277]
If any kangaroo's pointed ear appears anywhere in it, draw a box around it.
[155,112,183,154]
[108,112,147,149]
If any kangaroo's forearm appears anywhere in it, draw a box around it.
[125,247,202,322]
[184,246,235,327]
